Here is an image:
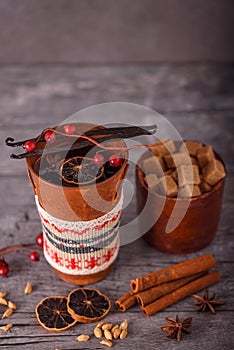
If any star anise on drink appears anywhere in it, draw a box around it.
[161,315,192,341]
[192,290,224,314]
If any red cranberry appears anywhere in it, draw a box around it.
[44,131,56,143]
[0,259,9,277]
[109,155,122,167]
[30,252,40,262]
[36,233,43,247]
[93,153,105,166]
[0,266,9,277]
[64,124,76,135]
[24,140,36,152]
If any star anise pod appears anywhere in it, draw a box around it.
[192,290,224,314]
[161,315,192,341]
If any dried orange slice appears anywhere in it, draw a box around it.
[60,156,104,185]
[35,296,77,332]
[67,288,111,323]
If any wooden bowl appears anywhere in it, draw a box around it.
[136,149,226,254]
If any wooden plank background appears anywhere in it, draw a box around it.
[0,64,234,349]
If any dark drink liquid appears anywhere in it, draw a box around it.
[33,146,122,187]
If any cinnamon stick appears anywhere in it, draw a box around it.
[115,291,137,312]
[130,254,216,293]
[136,271,207,307]
[142,271,220,317]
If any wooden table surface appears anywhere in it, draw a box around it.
[0,64,233,349]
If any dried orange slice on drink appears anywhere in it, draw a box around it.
[60,156,104,185]
[67,288,111,323]
[35,296,77,332]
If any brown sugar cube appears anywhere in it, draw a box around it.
[180,141,203,156]
[199,175,213,193]
[164,152,191,169]
[157,175,178,197]
[157,157,166,171]
[202,159,225,186]
[192,165,201,184]
[142,156,166,175]
[191,157,199,167]
[150,139,175,157]
[164,169,174,176]
[171,170,178,183]
[179,184,201,198]
[163,154,175,168]
[197,145,215,168]
[192,185,202,197]
[177,165,201,187]
[144,173,159,191]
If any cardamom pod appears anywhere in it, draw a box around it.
[120,319,128,330]
[111,324,119,332]
[120,329,128,340]
[94,327,103,339]
[2,308,13,319]
[0,297,8,306]
[96,321,105,328]
[76,334,90,342]
[8,301,16,310]
[24,282,32,294]
[102,323,113,330]
[100,339,113,347]
[0,323,13,331]
[113,327,121,339]
[104,329,113,340]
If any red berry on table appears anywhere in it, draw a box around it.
[0,259,9,277]
[64,124,76,135]
[109,155,122,167]
[24,140,36,152]
[93,153,105,166]
[44,131,56,143]
[36,233,44,247]
[30,251,40,262]
[0,266,9,277]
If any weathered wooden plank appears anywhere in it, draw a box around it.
[0,65,234,130]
